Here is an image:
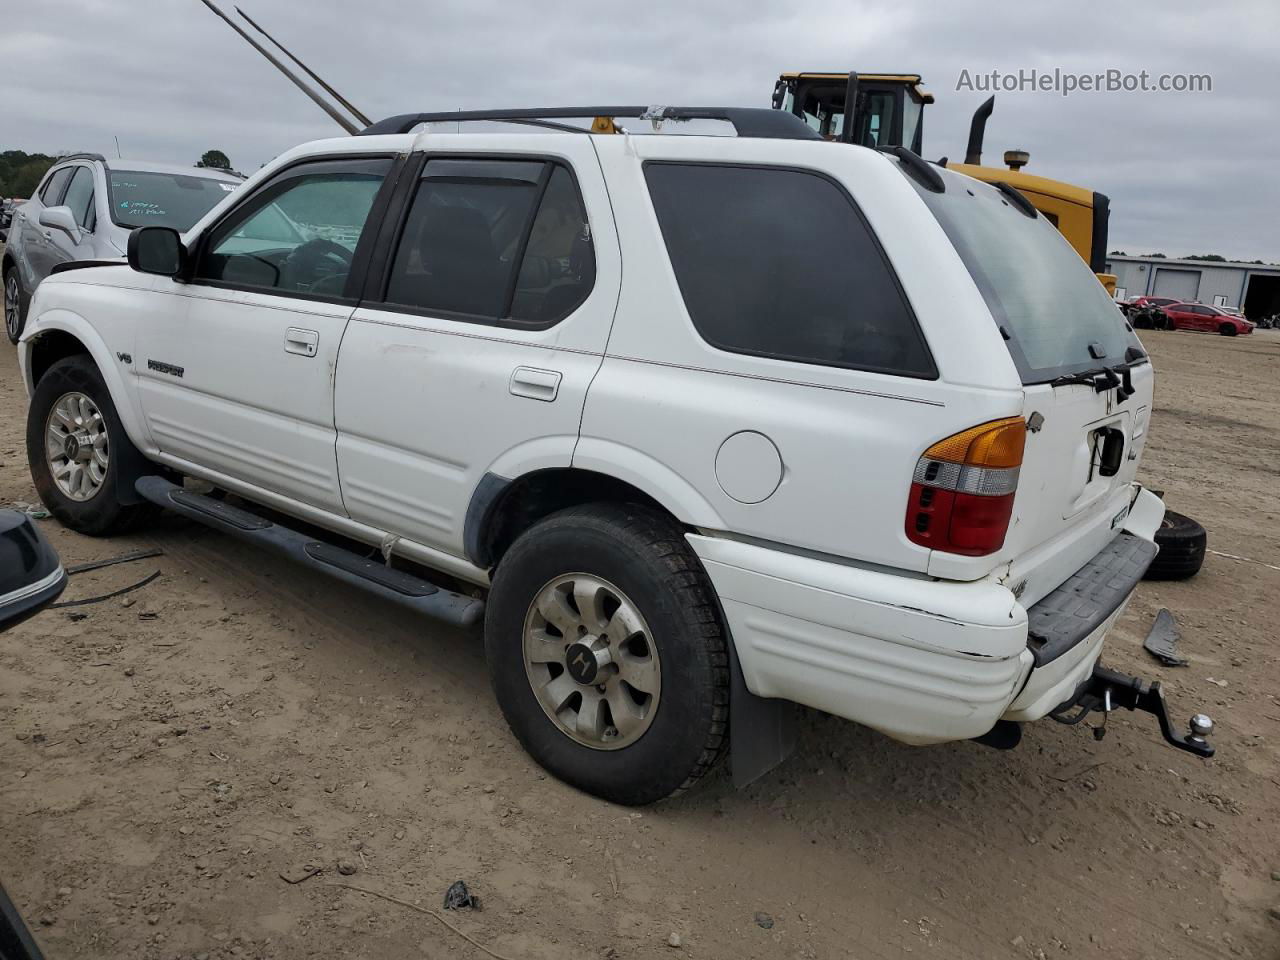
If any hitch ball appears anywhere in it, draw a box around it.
[1189,714,1214,744]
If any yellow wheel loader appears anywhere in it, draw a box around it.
[772,72,1117,294]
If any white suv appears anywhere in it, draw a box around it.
[17,107,1212,804]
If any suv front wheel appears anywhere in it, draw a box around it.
[26,355,155,536]
[485,503,729,804]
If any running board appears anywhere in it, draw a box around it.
[135,476,484,628]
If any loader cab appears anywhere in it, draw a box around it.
[772,72,932,152]
[771,71,1115,292]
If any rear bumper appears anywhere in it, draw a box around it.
[690,486,1165,746]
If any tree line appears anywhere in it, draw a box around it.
[0,150,59,199]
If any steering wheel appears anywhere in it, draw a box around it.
[281,238,354,292]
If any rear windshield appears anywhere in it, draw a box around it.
[108,170,237,231]
[912,167,1140,383]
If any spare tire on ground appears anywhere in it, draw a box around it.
[1145,509,1207,581]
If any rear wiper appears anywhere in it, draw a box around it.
[1050,362,1137,401]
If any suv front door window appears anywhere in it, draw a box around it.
[199,167,385,299]
[39,168,73,206]
[60,167,95,230]
[45,166,97,266]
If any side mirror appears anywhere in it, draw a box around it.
[127,226,186,277]
[0,510,66,633]
[38,204,80,242]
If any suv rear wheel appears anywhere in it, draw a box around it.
[26,355,156,536]
[4,266,25,344]
[485,503,729,804]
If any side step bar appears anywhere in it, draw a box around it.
[136,476,485,628]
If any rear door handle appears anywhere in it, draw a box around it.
[284,327,319,357]
[509,366,561,402]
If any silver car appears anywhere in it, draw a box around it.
[4,155,241,343]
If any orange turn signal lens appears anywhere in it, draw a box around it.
[922,417,1026,469]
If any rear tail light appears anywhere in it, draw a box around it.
[905,417,1026,556]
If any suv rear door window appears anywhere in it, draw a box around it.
[510,165,594,325]
[644,162,935,378]
[384,158,595,327]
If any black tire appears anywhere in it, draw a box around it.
[1144,509,1207,581]
[1219,323,1237,337]
[485,503,729,805]
[4,264,26,345]
[26,355,157,536]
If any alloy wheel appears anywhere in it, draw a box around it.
[522,574,661,750]
[4,273,19,340]
[45,392,109,501]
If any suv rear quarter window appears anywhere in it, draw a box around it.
[644,162,935,378]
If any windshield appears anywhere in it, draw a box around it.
[108,170,237,231]
[911,167,1140,383]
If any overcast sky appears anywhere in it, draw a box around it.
[4,0,1277,260]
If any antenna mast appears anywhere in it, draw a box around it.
[198,0,361,134]
[235,6,372,127]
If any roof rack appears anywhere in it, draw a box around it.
[56,153,108,164]
[359,107,822,141]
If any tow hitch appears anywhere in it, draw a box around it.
[1050,664,1215,758]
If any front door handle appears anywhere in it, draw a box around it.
[284,327,319,357]
[509,366,561,402]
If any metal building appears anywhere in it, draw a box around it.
[1106,254,1280,319]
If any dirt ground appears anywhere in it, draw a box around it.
[1,319,1278,960]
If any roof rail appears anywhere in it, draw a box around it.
[359,107,822,141]
[56,153,108,164]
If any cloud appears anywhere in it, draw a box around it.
[4,0,1276,258]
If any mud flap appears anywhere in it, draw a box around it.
[729,637,798,788]
[112,429,154,506]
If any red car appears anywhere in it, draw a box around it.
[1163,302,1255,336]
